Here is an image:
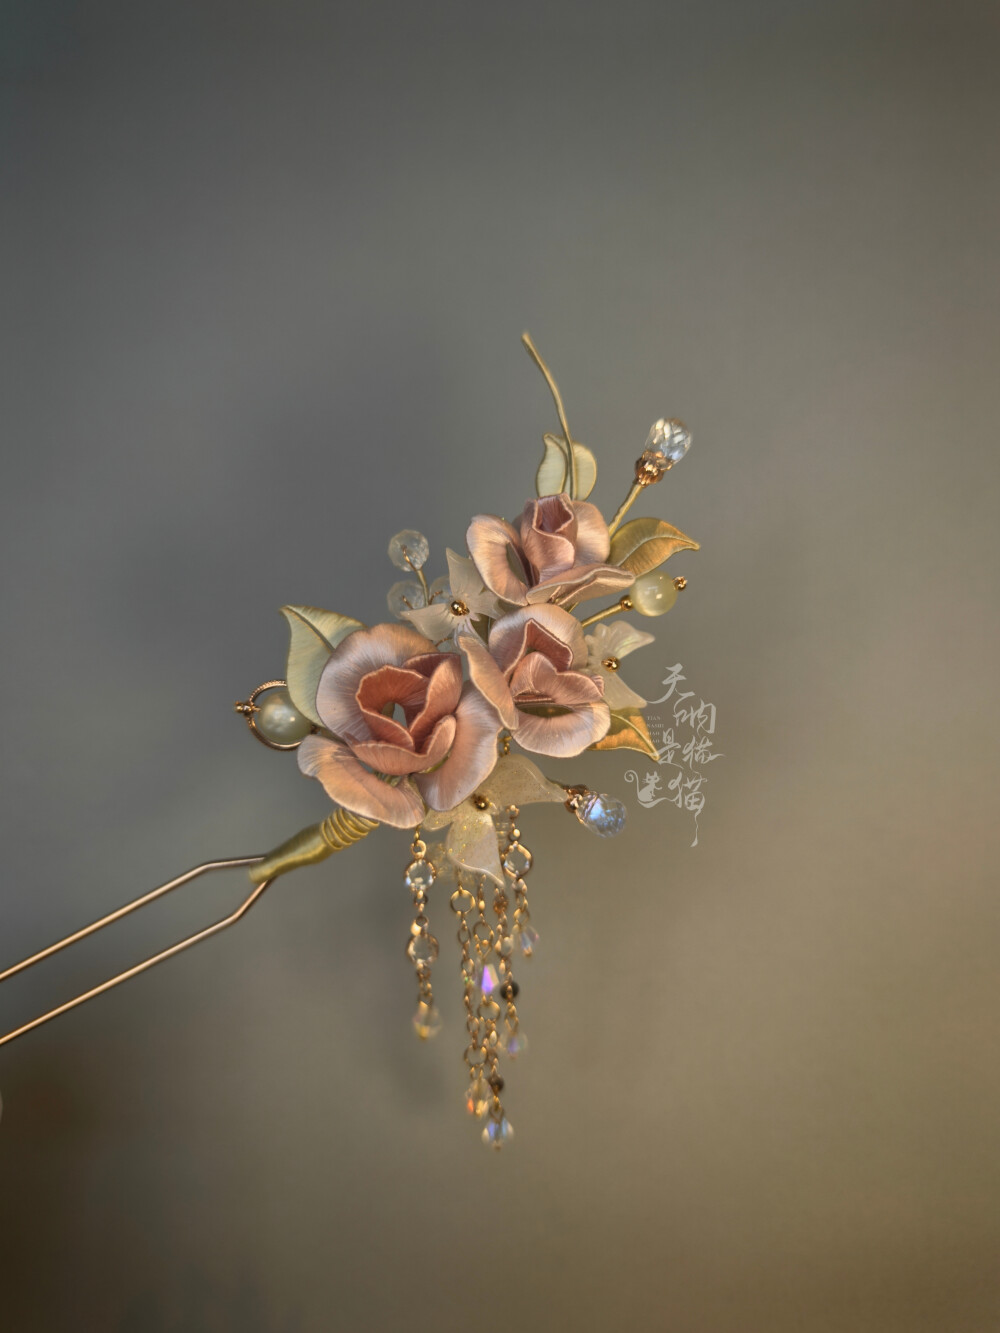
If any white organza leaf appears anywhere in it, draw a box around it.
[477,753,567,809]
[444,804,504,885]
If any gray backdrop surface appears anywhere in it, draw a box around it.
[1,3,999,1330]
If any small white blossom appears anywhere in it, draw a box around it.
[402,549,502,644]
[584,620,655,710]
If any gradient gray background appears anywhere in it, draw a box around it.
[2,3,998,1330]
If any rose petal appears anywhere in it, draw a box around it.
[404,652,463,743]
[510,654,605,707]
[316,623,435,741]
[352,714,457,776]
[528,563,635,606]
[568,497,612,564]
[356,665,426,747]
[466,514,529,604]
[513,700,611,757]
[416,686,499,812]
[297,735,424,827]
[520,495,578,582]
[458,633,519,729]
[488,605,588,673]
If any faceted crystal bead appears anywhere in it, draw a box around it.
[387,580,426,617]
[388,530,430,571]
[412,1001,442,1040]
[579,792,627,837]
[646,418,691,464]
[475,956,502,997]
[631,569,678,617]
[501,1029,528,1059]
[428,575,450,601]
[482,1116,513,1150]
[464,1075,490,1118]
[512,923,539,958]
[502,842,532,877]
[405,859,436,891]
[406,932,439,965]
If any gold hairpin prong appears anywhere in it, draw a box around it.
[0,856,271,1049]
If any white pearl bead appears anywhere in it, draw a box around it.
[631,569,678,617]
[254,687,313,744]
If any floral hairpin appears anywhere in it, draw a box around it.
[0,335,697,1151]
[234,334,699,1148]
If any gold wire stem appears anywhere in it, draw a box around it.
[0,857,271,1050]
[403,553,430,602]
[521,331,578,498]
[607,482,642,537]
[578,595,634,629]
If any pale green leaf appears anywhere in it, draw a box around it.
[280,605,365,726]
[535,433,598,500]
[608,517,699,577]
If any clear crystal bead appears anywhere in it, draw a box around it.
[405,859,436,891]
[495,934,513,958]
[646,418,691,464]
[387,580,426,617]
[482,1116,513,1150]
[412,1001,442,1040]
[501,1028,528,1059]
[577,792,627,837]
[406,933,439,965]
[502,842,532,877]
[512,923,539,958]
[464,1075,490,1118]
[428,575,450,601]
[388,530,430,571]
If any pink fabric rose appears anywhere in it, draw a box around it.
[297,623,500,827]
[466,493,634,607]
[459,605,611,758]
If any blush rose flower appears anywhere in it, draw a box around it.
[466,493,634,607]
[297,623,500,827]
[459,605,611,758]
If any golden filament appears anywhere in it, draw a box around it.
[579,595,634,629]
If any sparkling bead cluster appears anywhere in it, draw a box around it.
[404,812,541,1150]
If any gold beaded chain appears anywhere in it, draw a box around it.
[404,833,440,1040]
[503,804,537,967]
[451,874,491,1119]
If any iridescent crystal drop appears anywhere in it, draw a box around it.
[482,1116,513,1150]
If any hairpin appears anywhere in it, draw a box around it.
[0,334,698,1149]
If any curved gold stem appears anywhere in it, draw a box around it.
[579,595,634,629]
[607,482,642,537]
[0,857,271,1050]
[522,332,578,498]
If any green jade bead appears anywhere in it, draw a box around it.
[631,569,679,617]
